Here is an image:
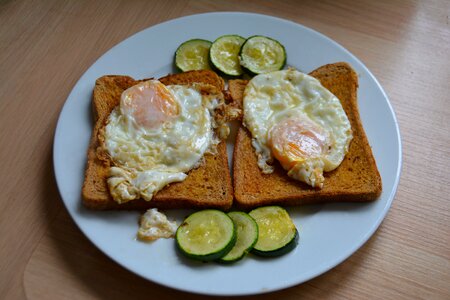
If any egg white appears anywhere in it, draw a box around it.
[243,69,353,187]
[104,81,219,203]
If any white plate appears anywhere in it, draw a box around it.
[53,12,402,296]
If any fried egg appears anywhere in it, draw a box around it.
[243,69,353,188]
[104,80,220,203]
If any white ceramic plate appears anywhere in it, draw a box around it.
[53,12,402,296]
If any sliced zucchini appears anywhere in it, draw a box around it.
[218,212,258,264]
[239,36,286,74]
[175,39,212,72]
[209,35,246,76]
[176,210,236,261]
[249,206,298,257]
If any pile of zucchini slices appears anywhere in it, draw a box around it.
[176,206,298,263]
[175,35,286,76]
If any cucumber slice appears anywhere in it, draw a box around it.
[175,39,212,72]
[239,36,286,74]
[209,35,246,76]
[249,206,298,257]
[176,210,236,261]
[218,212,258,263]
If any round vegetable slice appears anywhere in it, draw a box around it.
[218,212,258,263]
[175,39,212,72]
[209,35,246,76]
[239,35,286,74]
[249,206,298,257]
[176,210,236,261]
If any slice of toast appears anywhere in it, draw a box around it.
[232,62,382,208]
[82,70,233,210]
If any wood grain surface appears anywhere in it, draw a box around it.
[1,0,449,299]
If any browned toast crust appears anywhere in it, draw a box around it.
[82,70,233,210]
[232,62,382,208]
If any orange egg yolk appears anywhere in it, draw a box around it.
[268,116,330,169]
[121,80,179,129]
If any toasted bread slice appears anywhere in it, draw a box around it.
[232,62,382,208]
[82,70,233,210]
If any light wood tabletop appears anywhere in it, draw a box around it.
[1,0,449,299]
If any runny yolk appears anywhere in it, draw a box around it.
[120,80,179,129]
[268,116,330,169]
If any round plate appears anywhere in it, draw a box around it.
[53,12,402,296]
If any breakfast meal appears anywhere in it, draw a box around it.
[82,70,234,210]
[231,62,382,208]
[81,34,382,263]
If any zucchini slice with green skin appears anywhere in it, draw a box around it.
[239,35,286,74]
[209,35,246,76]
[218,212,259,264]
[249,206,298,257]
[175,39,212,72]
[176,210,236,261]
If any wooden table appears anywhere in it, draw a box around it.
[1,0,449,299]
